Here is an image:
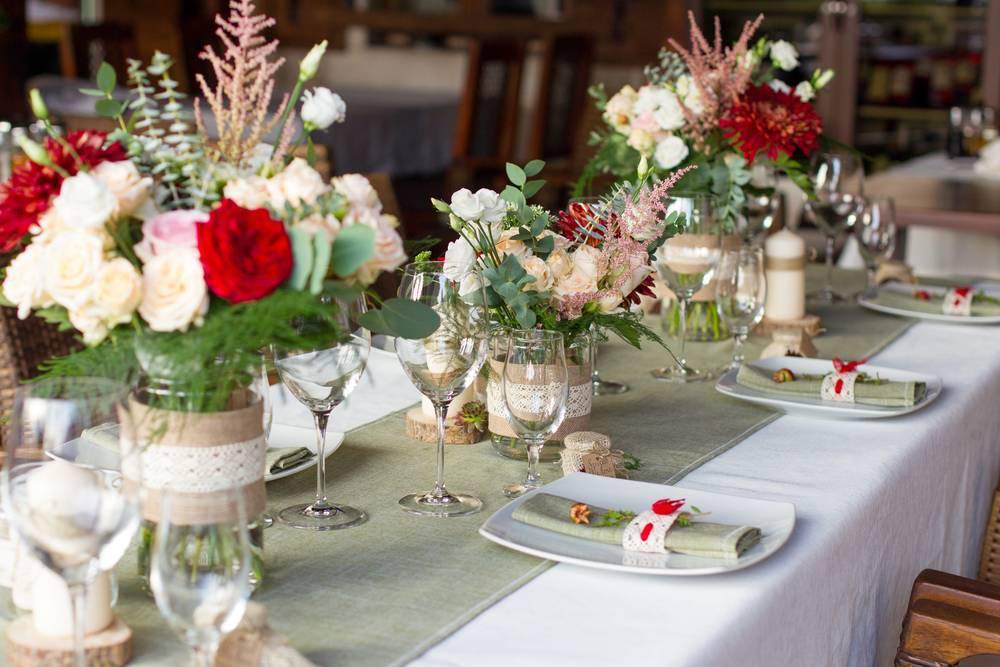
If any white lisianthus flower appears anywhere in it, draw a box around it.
[91,160,155,219]
[653,135,689,170]
[223,176,269,209]
[44,231,104,310]
[443,237,477,282]
[54,173,116,231]
[570,244,604,282]
[68,305,109,346]
[627,127,656,154]
[475,188,507,224]
[521,255,553,292]
[267,158,329,208]
[354,215,407,285]
[795,81,816,102]
[92,257,142,327]
[301,87,346,130]
[299,40,328,82]
[603,85,638,133]
[138,250,209,332]
[449,188,484,221]
[2,242,52,318]
[634,85,685,131]
[770,40,799,71]
[769,80,792,95]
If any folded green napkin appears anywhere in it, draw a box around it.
[872,288,1000,317]
[511,493,761,560]
[736,364,925,408]
[266,447,313,474]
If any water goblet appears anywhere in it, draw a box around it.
[256,356,275,529]
[272,297,371,530]
[739,162,779,246]
[395,261,489,517]
[856,196,897,298]
[715,247,767,372]
[501,330,569,498]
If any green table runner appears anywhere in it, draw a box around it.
[28,268,918,666]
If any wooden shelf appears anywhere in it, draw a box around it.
[857,105,950,122]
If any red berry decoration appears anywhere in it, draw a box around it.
[651,498,685,516]
[640,523,654,542]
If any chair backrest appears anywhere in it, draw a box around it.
[60,22,137,80]
[527,34,594,164]
[453,38,525,169]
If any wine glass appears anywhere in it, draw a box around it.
[652,193,722,382]
[396,261,489,517]
[501,330,568,498]
[2,377,140,667]
[739,163,779,246]
[715,247,767,372]
[149,484,251,667]
[856,196,897,298]
[272,297,371,530]
[804,150,865,304]
[256,356,274,529]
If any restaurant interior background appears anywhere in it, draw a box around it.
[1,0,998,277]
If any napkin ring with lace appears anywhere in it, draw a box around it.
[621,498,684,553]
[943,287,974,316]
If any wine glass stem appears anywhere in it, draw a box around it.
[69,582,87,667]
[731,331,748,368]
[525,438,542,484]
[590,327,600,384]
[312,409,332,509]
[677,296,689,369]
[824,234,836,296]
[193,637,220,667]
[432,400,452,498]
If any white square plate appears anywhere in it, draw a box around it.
[715,356,942,420]
[858,282,1000,325]
[479,473,795,576]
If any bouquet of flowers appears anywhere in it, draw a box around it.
[578,12,834,223]
[0,0,437,408]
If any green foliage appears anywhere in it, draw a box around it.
[329,224,375,277]
[644,48,686,86]
[594,509,636,527]
[359,297,440,339]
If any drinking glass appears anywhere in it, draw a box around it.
[257,356,274,529]
[150,485,250,667]
[804,150,865,304]
[2,378,140,667]
[395,261,489,517]
[715,247,767,372]
[739,162,779,246]
[272,297,370,530]
[502,330,569,498]
[856,196,897,298]
[588,323,627,396]
[652,194,722,382]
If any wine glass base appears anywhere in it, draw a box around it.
[593,379,629,395]
[278,503,367,531]
[650,365,710,383]
[260,513,274,529]
[503,482,539,499]
[399,492,482,518]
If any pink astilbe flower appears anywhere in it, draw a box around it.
[621,164,696,243]
[195,0,291,167]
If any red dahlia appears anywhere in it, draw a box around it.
[720,84,823,163]
[0,130,125,252]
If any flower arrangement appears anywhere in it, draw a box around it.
[578,12,834,223]
[0,0,435,408]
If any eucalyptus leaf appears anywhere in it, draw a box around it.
[286,227,314,290]
[500,185,526,208]
[506,163,526,187]
[360,298,441,339]
[95,98,124,118]
[96,62,117,94]
[522,179,546,199]
[523,159,545,177]
[330,224,375,278]
[309,229,332,295]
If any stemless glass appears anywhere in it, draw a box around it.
[273,297,371,530]
[502,330,568,498]
[150,485,250,667]
[804,150,865,304]
[856,196,898,297]
[395,261,489,517]
[2,378,140,667]
[652,193,722,382]
[715,247,767,372]
[739,162,780,246]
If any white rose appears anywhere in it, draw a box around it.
[654,135,689,170]
[495,228,530,260]
[627,127,655,154]
[332,173,380,211]
[92,257,142,327]
[443,237,477,282]
[223,176,270,209]
[475,188,507,224]
[769,79,792,95]
[603,85,638,133]
[91,160,154,219]
[545,248,573,280]
[296,212,342,238]
[795,81,816,102]
[570,244,604,282]
[300,87,346,130]
[770,40,799,71]
[68,305,110,346]
[53,173,116,231]
[635,85,684,132]
[597,289,624,314]
[354,215,407,285]
[521,255,553,292]
[267,158,329,208]
[449,188,484,221]
[3,243,52,318]
[551,269,598,302]
[44,231,104,310]
[138,250,209,332]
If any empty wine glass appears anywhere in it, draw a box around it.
[715,247,767,372]
[395,261,489,517]
[652,193,722,382]
[804,150,865,304]
[256,356,274,529]
[272,297,370,530]
[502,330,569,498]
[739,162,780,246]
[856,196,897,298]
[150,484,251,667]
[2,378,140,667]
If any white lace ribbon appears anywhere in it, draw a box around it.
[622,510,679,553]
[121,435,266,493]
[820,372,859,403]
[487,379,591,422]
[942,288,973,316]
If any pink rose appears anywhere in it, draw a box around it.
[135,210,207,263]
[631,112,659,133]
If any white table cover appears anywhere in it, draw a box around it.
[413,321,1000,666]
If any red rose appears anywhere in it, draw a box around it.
[197,199,293,303]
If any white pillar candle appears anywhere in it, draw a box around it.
[32,569,114,638]
[764,229,806,321]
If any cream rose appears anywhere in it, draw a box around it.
[332,173,380,210]
[654,135,689,170]
[449,188,484,221]
[521,255,553,292]
[44,232,104,310]
[552,269,598,302]
[267,158,328,208]
[296,212,342,237]
[597,289,624,314]
[138,250,209,332]
[223,176,270,209]
[68,305,110,346]
[354,215,407,284]
[570,244,604,282]
[603,85,638,133]
[53,173,116,231]
[475,188,507,225]
[134,210,206,263]
[91,160,154,219]
[545,248,573,280]
[3,242,53,318]
[495,228,530,259]
[92,257,142,327]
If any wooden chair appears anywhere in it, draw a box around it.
[980,485,1000,586]
[59,22,138,80]
[896,569,1000,666]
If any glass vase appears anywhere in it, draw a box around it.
[661,298,731,342]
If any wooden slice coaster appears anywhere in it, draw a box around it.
[6,615,132,667]
[405,408,483,445]
[756,313,822,338]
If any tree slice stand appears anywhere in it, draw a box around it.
[6,615,132,667]
[756,313,822,338]
[405,408,482,445]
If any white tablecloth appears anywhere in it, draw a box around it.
[413,321,1000,666]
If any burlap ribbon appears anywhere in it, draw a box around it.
[765,256,806,271]
[560,431,626,478]
[487,358,591,440]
